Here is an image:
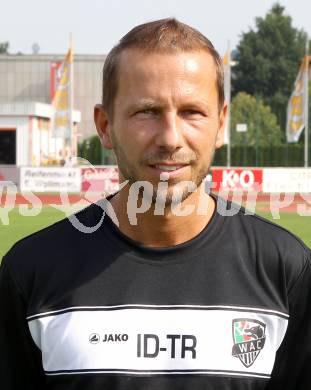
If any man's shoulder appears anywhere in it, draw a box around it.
[242,208,308,253]
[218,196,308,250]
[2,202,104,271]
[220,197,310,289]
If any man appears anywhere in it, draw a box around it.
[0,19,310,390]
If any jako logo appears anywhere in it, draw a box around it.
[89,333,100,344]
[103,333,129,342]
[89,333,129,343]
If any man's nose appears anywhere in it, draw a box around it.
[154,112,183,151]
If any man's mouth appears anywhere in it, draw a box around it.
[151,164,187,171]
[147,163,190,179]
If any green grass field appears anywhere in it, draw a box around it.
[0,204,310,262]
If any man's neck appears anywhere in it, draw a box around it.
[109,183,215,248]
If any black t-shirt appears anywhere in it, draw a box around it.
[0,196,310,390]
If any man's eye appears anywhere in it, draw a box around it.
[134,109,157,117]
[181,109,204,117]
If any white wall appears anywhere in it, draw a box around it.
[0,116,29,166]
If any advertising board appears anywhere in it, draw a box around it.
[211,168,263,192]
[81,166,119,194]
[20,167,81,193]
[263,168,311,193]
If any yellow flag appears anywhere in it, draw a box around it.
[286,55,309,142]
[52,47,73,139]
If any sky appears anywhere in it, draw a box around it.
[1,0,310,56]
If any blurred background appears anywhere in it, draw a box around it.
[0,0,310,257]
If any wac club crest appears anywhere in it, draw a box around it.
[232,319,266,368]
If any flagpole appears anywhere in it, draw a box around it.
[304,36,309,168]
[69,33,74,159]
[227,41,231,168]
[223,41,231,167]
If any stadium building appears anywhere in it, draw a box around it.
[0,54,106,166]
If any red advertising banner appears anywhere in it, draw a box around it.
[81,166,119,193]
[50,61,62,102]
[211,168,263,192]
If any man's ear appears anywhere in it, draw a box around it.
[215,103,228,149]
[94,104,113,149]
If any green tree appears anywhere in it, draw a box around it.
[232,3,308,131]
[0,42,9,54]
[78,135,116,165]
[230,92,282,146]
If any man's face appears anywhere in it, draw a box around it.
[98,49,226,204]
